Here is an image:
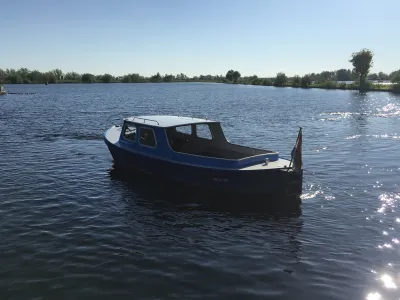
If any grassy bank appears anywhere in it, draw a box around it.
[228,80,400,94]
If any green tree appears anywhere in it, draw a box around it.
[320,71,335,82]
[247,75,259,85]
[292,75,301,87]
[131,73,145,82]
[150,72,162,82]
[368,73,379,80]
[176,73,187,81]
[64,72,81,81]
[349,48,374,91]
[122,75,131,83]
[44,72,57,83]
[0,69,6,83]
[274,72,287,87]
[101,73,113,83]
[18,68,30,81]
[224,70,240,83]
[163,74,174,82]
[122,73,145,83]
[52,69,63,80]
[81,73,95,83]
[391,72,400,93]
[28,70,44,83]
[378,72,389,80]
[336,69,352,81]
[391,72,400,83]
[232,71,241,83]
[262,78,272,86]
[301,75,312,88]
[225,70,234,81]
[7,73,23,84]
[389,69,400,81]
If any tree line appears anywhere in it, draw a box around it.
[0,68,226,84]
[2,67,397,85]
[1,49,399,93]
[223,49,399,93]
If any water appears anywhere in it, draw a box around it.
[1,83,399,300]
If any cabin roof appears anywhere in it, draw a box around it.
[123,115,219,128]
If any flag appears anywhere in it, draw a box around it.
[290,127,302,172]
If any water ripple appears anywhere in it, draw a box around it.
[1,84,400,299]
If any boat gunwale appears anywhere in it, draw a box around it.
[106,125,289,171]
[108,135,291,172]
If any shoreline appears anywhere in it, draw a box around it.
[3,80,399,94]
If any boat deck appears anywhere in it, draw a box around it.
[239,158,292,170]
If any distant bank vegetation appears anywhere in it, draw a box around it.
[1,49,399,93]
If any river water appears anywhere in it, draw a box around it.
[0,83,399,300]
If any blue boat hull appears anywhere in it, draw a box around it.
[105,138,303,204]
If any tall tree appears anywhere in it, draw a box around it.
[301,75,312,87]
[18,68,30,80]
[274,72,287,87]
[225,70,234,81]
[349,48,373,91]
[232,71,241,83]
[52,69,63,80]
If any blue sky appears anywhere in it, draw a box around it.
[1,0,398,77]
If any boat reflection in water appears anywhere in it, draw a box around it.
[108,166,302,216]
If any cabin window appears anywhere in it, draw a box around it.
[175,125,192,135]
[139,127,156,147]
[196,124,212,140]
[122,123,137,142]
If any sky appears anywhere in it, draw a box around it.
[1,0,399,77]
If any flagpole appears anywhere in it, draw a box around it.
[288,126,302,169]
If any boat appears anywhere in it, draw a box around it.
[104,115,303,203]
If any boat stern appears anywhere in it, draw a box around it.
[282,167,303,197]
